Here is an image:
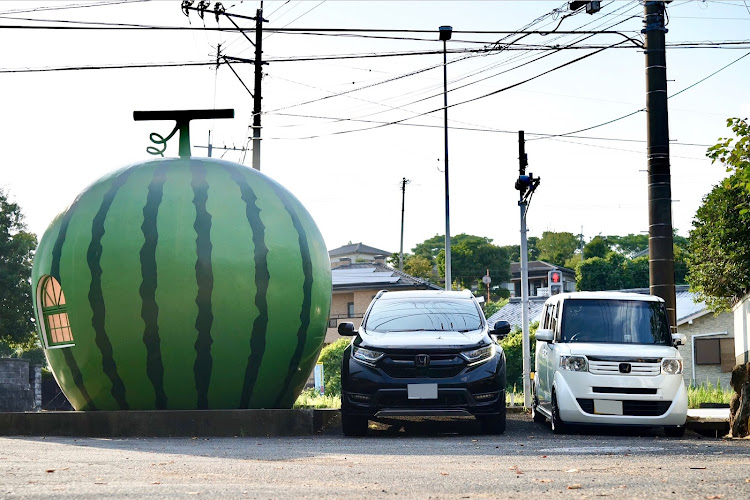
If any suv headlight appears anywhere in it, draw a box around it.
[560,355,588,372]
[352,346,384,366]
[661,358,683,375]
[460,344,495,366]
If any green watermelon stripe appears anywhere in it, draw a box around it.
[270,185,314,407]
[87,169,134,409]
[223,165,270,408]
[191,163,214,409]
[139,163,169,409]
[62,348,97,411]
[48,196,97,409]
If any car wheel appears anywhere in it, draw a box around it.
[341,411,368,437]
[479,405,506,435]
[551,391,567,435]
[664,426,685,438]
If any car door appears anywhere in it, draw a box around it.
[536,303,553,406]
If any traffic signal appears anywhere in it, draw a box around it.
[548,270,563,295]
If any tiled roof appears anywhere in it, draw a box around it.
[332,263,441,291]
[329,242,392,257]
[487,285,708,329]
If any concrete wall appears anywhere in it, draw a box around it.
[0,358,41,412]
[677,311,735,388]
[735,294,750,365]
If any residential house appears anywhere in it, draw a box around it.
[329,242,393,266]
[499,261,577,298]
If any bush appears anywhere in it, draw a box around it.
[500,321,538,388]
[687,380,733,409]
[317,338,350,396]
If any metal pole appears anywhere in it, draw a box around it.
[518,131,531,409]
[251,7,264,171]
[443,38,451,291]
[644,1,677,333]
[399,177,407,272]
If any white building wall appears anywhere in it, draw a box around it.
[734,294,750,365]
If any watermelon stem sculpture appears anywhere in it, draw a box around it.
[32,109,332,411]
[133,109,234,158]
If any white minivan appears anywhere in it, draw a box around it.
[532,292,688,436]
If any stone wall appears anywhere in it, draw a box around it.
[677,311,734,388]
[0,358,40,412]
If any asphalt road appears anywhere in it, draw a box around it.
[2,413,750,499]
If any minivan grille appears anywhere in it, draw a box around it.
[592,387,658,395]
[588,360,661,376]
[380,353,465,379]
[577,399,671,416]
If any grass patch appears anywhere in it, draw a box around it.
[293,388,341,409]
[687,381,733,408]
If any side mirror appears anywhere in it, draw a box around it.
[491,320,511,339]
[536,328,554,342]
[338,322,356,337]
[671,333,686,347]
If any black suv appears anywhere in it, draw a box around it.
[338,289,510,436]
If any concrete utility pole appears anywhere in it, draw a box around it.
[439,25,453,291]
[251,7,266,171]
[643,1,677,332]
[399,177,410,272]
[518,131,531,410]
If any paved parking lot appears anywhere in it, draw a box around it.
[2,412,749,499]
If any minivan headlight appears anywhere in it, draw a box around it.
[352,346,384,366]
[661,358,683,375]
[460,344,495,365]
[560,355,588,372]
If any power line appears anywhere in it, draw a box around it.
[0,60,214,74]
[0,0,148,16]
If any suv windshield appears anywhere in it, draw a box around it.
[364,297,483,333]
[560,299,671,345]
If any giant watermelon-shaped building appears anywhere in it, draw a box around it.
[31,110,332,411]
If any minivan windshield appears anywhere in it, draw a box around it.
[364,297,483,333]
[560,299,671,345]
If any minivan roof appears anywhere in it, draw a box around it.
[545,291,664,303]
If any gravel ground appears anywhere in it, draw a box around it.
[2,413,750,499]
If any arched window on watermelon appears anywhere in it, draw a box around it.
[40,276,74,347]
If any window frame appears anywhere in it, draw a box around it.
[37,275,75,349]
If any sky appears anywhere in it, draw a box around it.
[1,0,749,259]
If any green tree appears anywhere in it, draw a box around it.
[435,234,510,290]
[708,117,750,212]
[483,298,509,319]
[537,231,578,266]
[687,174,750,312]
[606,233,648,258]
[583,235,609,260]
[0,189,37,347]
[412,234,445,264]
[500,236,539,263]
[404,255,433,279]
[501,321,539,389]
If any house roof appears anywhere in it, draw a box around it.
[329,242,392,258]
[332,262,441,291]
[509,261,575,278]
[487,285,709,329]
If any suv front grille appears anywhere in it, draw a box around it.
[379,353,466,379]
[378,392,468,407]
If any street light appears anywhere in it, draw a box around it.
[439,25,452,291]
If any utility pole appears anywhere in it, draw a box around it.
[251,5,266,171]
[399,177,410,272]
[514,130,540,410]
[644,1,677,333]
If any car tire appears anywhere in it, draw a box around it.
[664,425,685,438]
[479,405,507,435]
[551,391,567,435]
[341,411,368,437]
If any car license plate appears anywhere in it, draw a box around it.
[594,399,623,415]
[407,384,438,399]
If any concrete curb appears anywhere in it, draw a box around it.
[0,409,341,437]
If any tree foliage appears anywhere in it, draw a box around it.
[501,321,538,389]
[0,189,37,346]
[687,174,750,312]
[583,235,609,260]
[435,234,510,290]
[404,255,433,279]
[708,117,750,212]
[537,231,578,267]
[499,236,539,263]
